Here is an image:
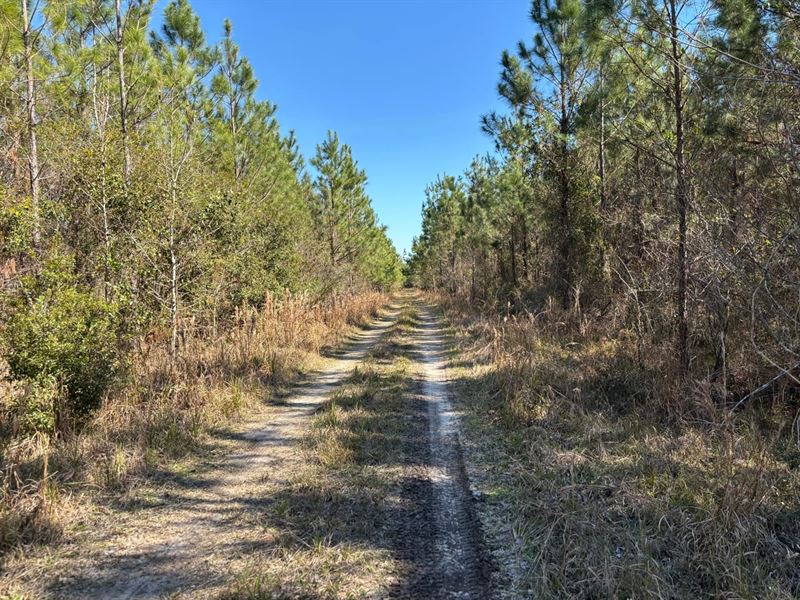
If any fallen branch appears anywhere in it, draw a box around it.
[731,361,800,411]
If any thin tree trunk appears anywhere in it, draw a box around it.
[170,223,179,363]
[101,149,112,300]
[598,70,607,211]
[634,148,644,260]
[598,68,610,282]
[509,225,517,288]
[92,46,113,301]
[328,190,337,265]
[559,108,571,309]
[115,0,131,182]
[470,254,476,303]
[520,213,529,281]
[168,161,180,364]
[670,0,689,378]
[228,80,239,181]
[21,0,41,247]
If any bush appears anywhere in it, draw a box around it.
[1,375,59,436]
[4,287,119,418]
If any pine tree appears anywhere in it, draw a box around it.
[310,131,369,269]
[520,0,598,308]
[149,0,218,361]
[210,19,259,183]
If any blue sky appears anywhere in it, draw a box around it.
[160,0,531,255]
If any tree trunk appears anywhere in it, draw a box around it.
[634,148,645,260]
[670,0,689,379]
[228,79,238,181]
[559,114,571,309]
[520,214,529,281]
[470,254,476,303]
[169,169,180,364]
[509,225,517,289]
[101,147,112,301]
[115,0,131,183]
[496,244,506,285]
[170,224,179,364]
[598,68,610,283]
[598,70,607,211]
[328,190,337,266]
[21,0,41,247]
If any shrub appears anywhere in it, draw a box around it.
[1,375,59,436]
[4,287,119,418]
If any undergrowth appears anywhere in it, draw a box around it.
[0,291,387,555]
[438,293,800,599]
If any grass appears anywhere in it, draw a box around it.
[439,292,800,599]
[0,290,388,559]
[219,304,423,600]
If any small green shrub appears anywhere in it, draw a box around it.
[4,286,120,417]
[4,376,59,435]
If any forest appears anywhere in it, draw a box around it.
[407,0,800,596]
[0,0,403,566]
[410,0,798,402]
[1,0,799,598]
[0,1,402,427]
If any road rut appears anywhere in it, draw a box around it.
[396,301,492,599]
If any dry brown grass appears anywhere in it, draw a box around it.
[0,290,388,558]
[217,304,419,600]
[437,292,800,599]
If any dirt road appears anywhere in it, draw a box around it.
[4,296,491,599]
[397,304,492,598]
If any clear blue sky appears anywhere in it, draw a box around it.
[157,0,531,255]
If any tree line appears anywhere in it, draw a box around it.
[409,0,799,404]
[0,0,402,420]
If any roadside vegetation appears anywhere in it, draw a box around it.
[0,0,402,560]
[408,0,800,597]
[445,297,800,598]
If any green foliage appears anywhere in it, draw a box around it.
[310,130,401,290]
[0,0,402,430]
[0,191,36,259]
[411,0,799,399]
[357,226,405,290]
[4,285,119,416]
[5,376,58,435]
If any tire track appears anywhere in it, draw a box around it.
[394,301,493,599]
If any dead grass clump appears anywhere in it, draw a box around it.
[218,538,396,600]
[2,433,60,555]
[440,292,800,599]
